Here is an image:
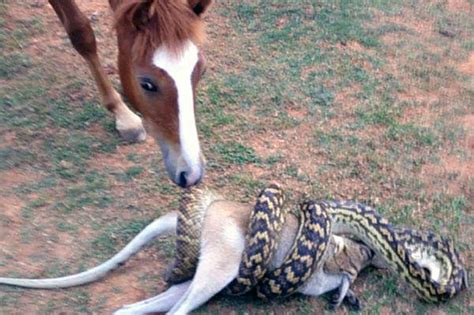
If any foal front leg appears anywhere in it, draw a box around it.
[48,0,146,142]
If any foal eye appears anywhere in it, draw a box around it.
[139,78,159,92]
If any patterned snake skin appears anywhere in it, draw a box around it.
[168,184,468,302]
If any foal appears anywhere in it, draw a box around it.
[48,0,212,187]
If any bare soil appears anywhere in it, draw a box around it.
[0,0,472,314]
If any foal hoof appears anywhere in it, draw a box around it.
[115,107,147,143]
[118,126,147,143]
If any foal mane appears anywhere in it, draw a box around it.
[114,0,205,60]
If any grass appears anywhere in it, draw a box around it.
[212,141,260,165]
[0,147,36,170]
[90,219,152,259]
[0,52,32,78]
[0,0,472,314]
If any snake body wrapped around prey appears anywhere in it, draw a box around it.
[169,184,468,302]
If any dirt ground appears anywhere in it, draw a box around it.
[0,0,472,314]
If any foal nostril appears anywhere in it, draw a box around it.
[178,172,187,188]
[177,169,203,188]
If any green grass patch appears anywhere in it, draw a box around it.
[427,194,469,233]
[54,171,113,212]
[227,174,265,197]
[0,52,32,79]
[213,141,260,165]
[15,176,58,194]
[115,166,145,182]
[386,123,439,147]
[90,219,152,259]
[63,290,92,314]
[47,99,108,130]
[0,147,36,170]
[56,221,79,233]
[43,134,119,178]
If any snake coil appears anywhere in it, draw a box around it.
[169,184,468,302]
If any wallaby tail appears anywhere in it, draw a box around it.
[0,212,177,289]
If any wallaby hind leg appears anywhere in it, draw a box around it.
[167,218,245,315]
[48,0,146,142]
[113,281,191,315]
[115,208,246,315]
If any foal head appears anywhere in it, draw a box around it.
[114,0,211,187]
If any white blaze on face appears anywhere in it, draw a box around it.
[152,41,201,178]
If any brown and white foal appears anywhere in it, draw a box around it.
[48,0,211,187]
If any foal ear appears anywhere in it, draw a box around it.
[187,0,212,16]
[129,0,155,31]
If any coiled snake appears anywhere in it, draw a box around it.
[168,183,468,302]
